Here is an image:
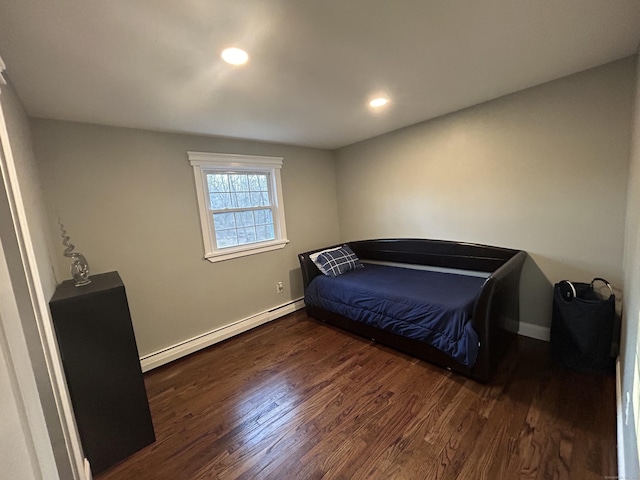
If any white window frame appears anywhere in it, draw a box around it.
[188,151,289,262]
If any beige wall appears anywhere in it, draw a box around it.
[32,120,340,356]
[335,58,635,328]
[621,52,640,476]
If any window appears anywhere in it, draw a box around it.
[188,152,289,262]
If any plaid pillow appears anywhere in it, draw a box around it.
[313,245,364,277]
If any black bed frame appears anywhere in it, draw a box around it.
[298,239,527,383]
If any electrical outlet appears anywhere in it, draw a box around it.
[276,282,284,294]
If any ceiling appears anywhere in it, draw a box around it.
[0,1,639,150]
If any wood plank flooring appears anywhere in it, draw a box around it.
[96,310,616,480]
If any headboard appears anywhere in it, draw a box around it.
[299,238,523,291]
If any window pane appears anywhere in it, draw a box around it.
[248,174,261,192]
[250,192,271,207]
[249,174,269,192]
[234,192,251,208]
[237,227,257,245]
[207,174,230,193]
[229,174,249,193]
[216,229,238,248]
[213,212,235,230]
[234,211,255,227]
[256,224,275,242]
[253,209,271,225]
[210,192,232,210]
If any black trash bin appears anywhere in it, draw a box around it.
[550,278,615,373]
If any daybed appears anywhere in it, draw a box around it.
[298,239,527,383]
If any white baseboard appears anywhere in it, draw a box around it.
[140,298,305,372]
[616,357,627,480]
[517,322,550,342]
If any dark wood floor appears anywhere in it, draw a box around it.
[96,310,616,480]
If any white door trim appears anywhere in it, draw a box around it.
[0,59,88,479]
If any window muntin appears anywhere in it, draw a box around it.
[189,152,288,262]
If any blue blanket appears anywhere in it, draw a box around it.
[304,264,485,367]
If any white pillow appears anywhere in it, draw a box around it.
[309,246,342,263]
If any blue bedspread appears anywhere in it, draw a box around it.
[304,264,486,367]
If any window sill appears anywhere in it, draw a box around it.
[204,239,289,263]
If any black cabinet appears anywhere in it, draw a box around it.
[49,271,155,475]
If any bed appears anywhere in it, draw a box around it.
[298,239,527,383]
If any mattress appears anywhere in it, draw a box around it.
[304,263,486,366]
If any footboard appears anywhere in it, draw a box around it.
[470,250,526,382]
[298,239,526,382]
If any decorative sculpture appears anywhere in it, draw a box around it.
[59,221,91,286]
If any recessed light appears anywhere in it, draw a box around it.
[369,97,389,108]
[221,47,249,65]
